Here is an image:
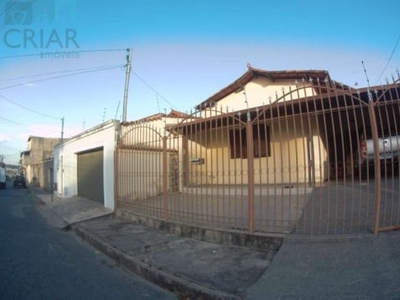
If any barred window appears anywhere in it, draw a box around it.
[229,124,271,159]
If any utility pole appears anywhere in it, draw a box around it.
[61,117,64,143]
[122,48,132,122]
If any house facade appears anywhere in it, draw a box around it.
[21,136,61,188]
[174,66,348,186]
[53,120,119,210]
[114,66,400,236]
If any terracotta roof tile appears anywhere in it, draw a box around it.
[195,65,347,110]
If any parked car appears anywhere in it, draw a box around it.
[353,128,400,177]
[360,136,400,162]
[13,175,27,189]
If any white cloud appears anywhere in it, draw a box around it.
[22,82,37,87]
[0,134,10,142]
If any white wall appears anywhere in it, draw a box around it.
[53,120,119,210]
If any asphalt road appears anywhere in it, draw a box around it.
[0,182,177,300]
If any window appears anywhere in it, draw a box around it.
[229,123,271,159]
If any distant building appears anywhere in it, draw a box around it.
[21,136,62,189]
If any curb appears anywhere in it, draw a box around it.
[32,190,114,230]
[33,195,71,231]
[72,225,243,300]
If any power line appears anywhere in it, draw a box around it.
[0,64,124,91]
[0,64,123,82]
[0,115,25,125]
[0,94,60,119]
[131,70,178,110]
[75,49,127,54]
[0,64,125,122]
[0,115,60,135]
[0,63,125,126]
[0,48,127,60]
[375,32,400,84]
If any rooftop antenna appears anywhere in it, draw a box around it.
[102,107,106,122]
[362,61,374,102]
[362,61,372,90]
[61,117,64,143]
[156,94,161,113]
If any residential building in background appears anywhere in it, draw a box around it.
[20,136,61,189]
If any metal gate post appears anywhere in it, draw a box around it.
[369,97,382,234]
[162,137,169,220]
[246,112,255,233]
[114,149,118,210]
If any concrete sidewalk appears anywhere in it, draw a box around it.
[32,189,277,299]
[34,188,113,228]
[247,234,400,299]
[33,188,400,300]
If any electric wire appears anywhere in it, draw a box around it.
[0,64,124,91]
[0,115,24,125]
[0,62,125,132]
[0,115,61,138]
[0,116,57,132]
[131,70,178,110]
[0,46,126,163]
[375,32,400,84]
[0,94,60,119]
[0,49,127,60]
[0,64,123,82]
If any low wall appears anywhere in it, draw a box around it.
[115,208,284,252]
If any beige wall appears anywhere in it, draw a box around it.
[23,137,60,185]
[184,116,328,186]
[117,118,185,201]
[200,78,317,117]
[117,149,179,201]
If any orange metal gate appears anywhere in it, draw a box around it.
[115,80,400,236]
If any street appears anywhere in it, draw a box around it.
[0,183,176,300]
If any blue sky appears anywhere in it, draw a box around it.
[0,0,399,164]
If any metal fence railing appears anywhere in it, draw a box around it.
[116,79,400,236]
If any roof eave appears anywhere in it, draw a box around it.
[195,67,333,111]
